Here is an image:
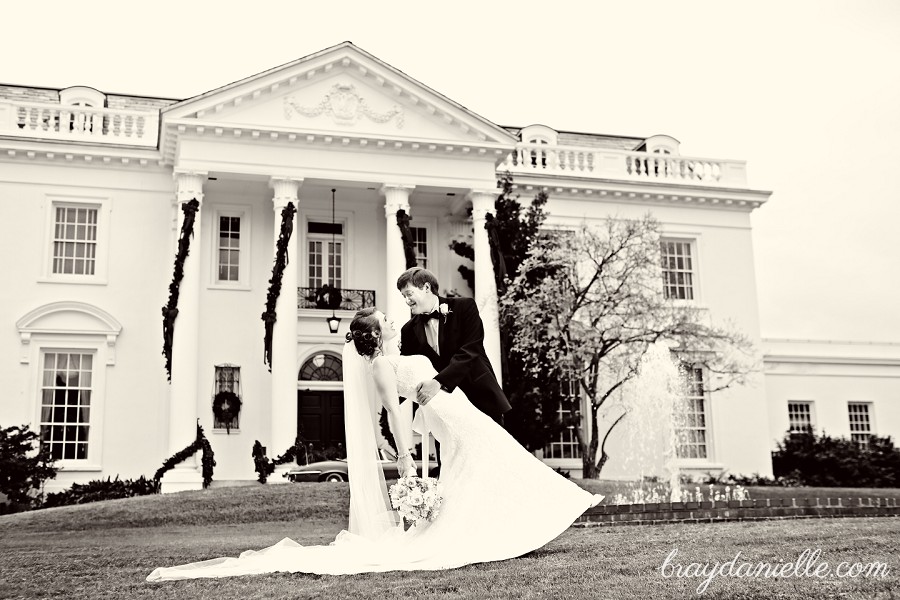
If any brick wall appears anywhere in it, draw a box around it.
[576,497,900,527]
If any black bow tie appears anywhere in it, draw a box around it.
[421,311,441,321]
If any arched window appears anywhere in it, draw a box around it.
[59,86,106,108]
[519,125,558,169]
[58,87,107,135]
[299,353,342,381]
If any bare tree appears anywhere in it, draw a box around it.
[500,215,758,478]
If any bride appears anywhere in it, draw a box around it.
[147,308,601,581]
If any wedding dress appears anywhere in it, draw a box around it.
[147,353,600,581]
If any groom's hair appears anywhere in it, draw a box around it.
[396,267,439,293]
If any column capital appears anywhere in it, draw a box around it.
[380,183,416,195]
[468,189,496,220]
[174,170,207,204]
[269,177,303,209]
[381,184,415,216]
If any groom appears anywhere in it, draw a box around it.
[396,267,511,425]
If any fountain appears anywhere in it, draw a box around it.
[606,342,687,503]
[597,342,753,506]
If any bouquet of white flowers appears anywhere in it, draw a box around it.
[389,475,443,526]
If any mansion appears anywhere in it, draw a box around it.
[2,42,897,492]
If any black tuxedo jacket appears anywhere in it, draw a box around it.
[399,296,511,419]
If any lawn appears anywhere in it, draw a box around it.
[1,482,898,600]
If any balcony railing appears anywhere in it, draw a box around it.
[0,100,159,147]
[298,286,376,311]
[500,142,748,187]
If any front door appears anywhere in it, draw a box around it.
[297,390,345,454]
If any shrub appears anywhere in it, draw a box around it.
[772,431,900,487]
[42,475,160,508]
[0,424,57,508]
[699,472,801,487]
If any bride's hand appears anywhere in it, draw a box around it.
[397,453,417,478]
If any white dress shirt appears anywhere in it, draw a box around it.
[424,297,440,355]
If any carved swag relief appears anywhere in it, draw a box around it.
[284,84,404,128]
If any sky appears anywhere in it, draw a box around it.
[3,0,898,343]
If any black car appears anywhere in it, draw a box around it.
[287,451,438,482]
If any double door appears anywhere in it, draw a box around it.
[297,390,345,456]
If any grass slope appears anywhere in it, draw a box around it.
[1,482,898,600]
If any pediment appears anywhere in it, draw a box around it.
[17,301,122,336]
[16,301,123,365]
[162,42,516,147]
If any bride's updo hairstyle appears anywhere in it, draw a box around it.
[345,307,382,357]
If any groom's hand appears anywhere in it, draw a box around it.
[415,380,441,405]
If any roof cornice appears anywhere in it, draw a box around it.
[509,177,771,211]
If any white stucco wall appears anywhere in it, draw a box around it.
[764,340,900,450]
[1,161,174,490]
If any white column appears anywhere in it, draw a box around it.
[469,189,503,384]
[162,170,206,493]
[269,177,302,482]
[381,184,415,325]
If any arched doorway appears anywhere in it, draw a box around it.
[297,352,345,459]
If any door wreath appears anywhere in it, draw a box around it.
[212,391,242,433]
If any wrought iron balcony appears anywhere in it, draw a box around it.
[298,286,375,311]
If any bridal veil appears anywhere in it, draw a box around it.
[340,341,400,539]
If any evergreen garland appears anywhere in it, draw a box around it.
[251,441,272,484]
[262,202,297,371]
[396,209,418,269]
[197,430,216,488]
[154,421,215,488]
[162,198,200,381]
[448,239,475,292]
[252,437,302,484]
[484,212,509,295]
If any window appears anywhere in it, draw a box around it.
[528,138,549,168]
[544,371,582,459]
[410,226,428,268]
[213,365,242,432]
[217,215,241,282]
[42,196,109,284]
[307,221,343,290]
[52,205,98,275]
[299,353,343,381]
[788,402,814,433]
[210,206,250,288]
[848,402,873,448]
[676,366,708,459]
[40,352,93,460]
[18,302,118,471]
[660,239,695,301]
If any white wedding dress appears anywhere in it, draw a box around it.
[147,355,600,581]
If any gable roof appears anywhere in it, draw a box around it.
[160,42,517,163]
